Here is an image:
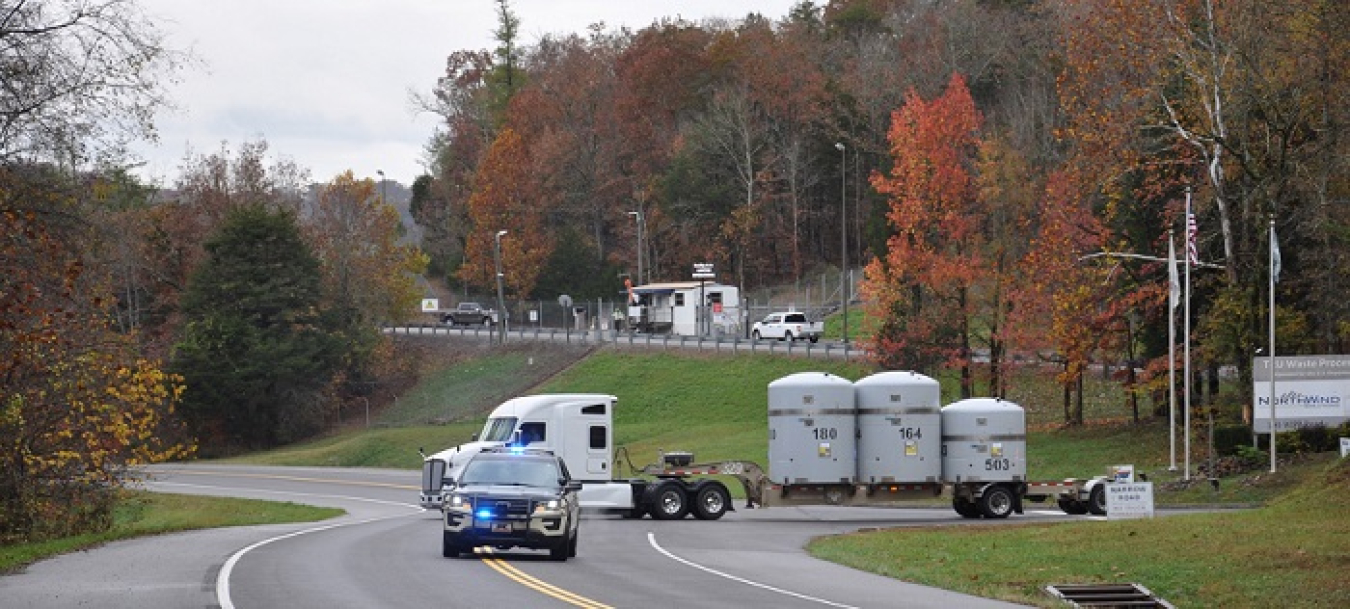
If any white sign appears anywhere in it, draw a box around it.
[420,298,439,312]
[1106,482,1154,520]
[1109,464,1135,483]
[1253,355,1350,432]
[692,262,715,279]
[1341,438,1349,458]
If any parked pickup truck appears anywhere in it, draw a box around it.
[751,311,823,343]
[441,302,497,326]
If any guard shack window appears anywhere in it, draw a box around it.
[675,293,685,307]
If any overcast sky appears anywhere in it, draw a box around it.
[131,1,801,187]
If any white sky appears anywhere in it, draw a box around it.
[131,0,801,187]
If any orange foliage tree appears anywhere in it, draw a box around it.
[864,74,990,397]
[1,168,192,543]
[461,128,551,298]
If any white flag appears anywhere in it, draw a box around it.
[1168,235,1180,309]
[1272,224,1282,283]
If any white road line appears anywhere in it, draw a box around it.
[646,532,860,609]
[149,481,423,609]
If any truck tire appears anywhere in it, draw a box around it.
[482,317,492,327]
[752,330,762,340]
[1087,484,1107,516]
[1058,497,1088,515]
[647,481,689,520]
[978,485,1015,519]
[568,529,578,557]
[809,336,819,344]
[785,331,795,342]
[952,496,981,519]
[691,482,730,520]
[442,532,460,558]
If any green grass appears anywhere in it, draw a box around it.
[375,342,592,425]
[809,458,1350,608]
[225,423,482,468]
[0,491,342,573]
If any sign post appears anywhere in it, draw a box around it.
[693,263,715,337]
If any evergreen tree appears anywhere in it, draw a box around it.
[172,205,342,450]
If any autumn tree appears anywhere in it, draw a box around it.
[864,74,989,397]
[1,167,191,542]
[461,128,550,299]
[171,205,342,450]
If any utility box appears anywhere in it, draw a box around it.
[855,371,942,483]
[768,372,856,484]
[940,398,1026,483]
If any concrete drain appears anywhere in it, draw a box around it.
[1045,583,1175,608]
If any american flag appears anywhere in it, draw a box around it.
[1186,211,1198,266]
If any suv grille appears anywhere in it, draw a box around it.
[472,497,531,518]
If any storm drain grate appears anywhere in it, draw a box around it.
[1045,583,1175,608]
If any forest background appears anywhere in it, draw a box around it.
[3,0,1347,545]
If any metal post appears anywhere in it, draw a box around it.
[494,230,508,344]
[836,142,848,344]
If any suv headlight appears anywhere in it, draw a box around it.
[535,499,561,512]
[448,494,467,508]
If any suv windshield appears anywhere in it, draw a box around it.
[459,458,561,488]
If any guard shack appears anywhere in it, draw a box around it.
[626,281,741,337]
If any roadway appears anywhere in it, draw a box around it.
[388,323,862,360]
[0,464,1061,608]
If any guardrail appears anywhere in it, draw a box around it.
[386,324,861,361]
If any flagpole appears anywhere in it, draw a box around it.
[1168,230,1178,472]
[1183,188,1192,481]
[1269,216,1277,473]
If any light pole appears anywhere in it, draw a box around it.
[376,169,386,205]
[494,229,508,343]
[627,210,643,285]
[836,142,848,344]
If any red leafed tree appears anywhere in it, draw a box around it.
[863,73,988,397]
[461,127,551,297]
[1011,168,1113,425]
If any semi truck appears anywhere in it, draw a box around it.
[419,371,1111,520]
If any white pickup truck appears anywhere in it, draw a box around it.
[751,311,823,343]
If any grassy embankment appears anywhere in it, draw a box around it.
[239,346,1349,608]
[0,492,341,573]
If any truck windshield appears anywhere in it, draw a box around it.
[480,417,518,442]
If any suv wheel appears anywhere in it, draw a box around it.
[442,532,460,558]
[549,538,569,561]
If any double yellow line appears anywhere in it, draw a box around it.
[161,468,610,607]
[476,548,612,608]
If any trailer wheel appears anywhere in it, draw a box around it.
[648,481,689,520]
[692,482,730,520]
[978,485,1015,519]
[952,497,981,519]
[1087,484,1107,516]
[1057,497,1088,515]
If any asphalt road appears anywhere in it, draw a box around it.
[0,464,1054,608]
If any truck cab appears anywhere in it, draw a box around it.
[421,394,628,510]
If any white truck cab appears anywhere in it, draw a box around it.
[420,394,623,509]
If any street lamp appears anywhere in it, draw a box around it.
[627,210,643,286]
[836,142,848,344]
[376,170,386,204]
[494,229,508,343]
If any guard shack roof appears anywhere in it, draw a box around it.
[631,281,732,295]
